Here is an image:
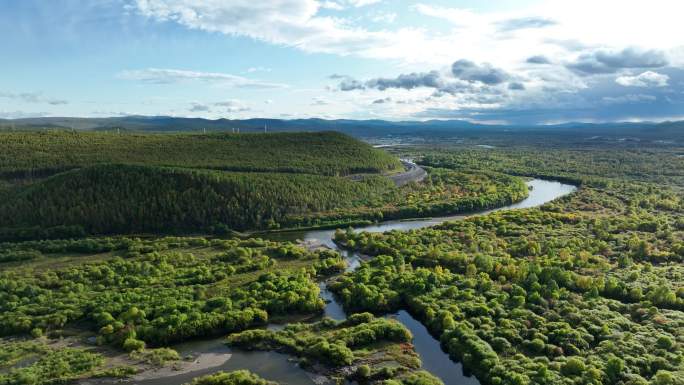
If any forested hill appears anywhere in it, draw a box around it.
[0,164,397,235]
[0,130,529,239]
[0,130,408,238]
[0,130,401,179]
[0,164,526,239]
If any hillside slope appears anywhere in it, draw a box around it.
[0,165,527,239]
[0,131,530,239]
[0,164,397,235]
[0,131,401,178]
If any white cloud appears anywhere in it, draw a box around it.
[413,4,481,27]
[371,12,397,24]
[130,0,683,70]
[119,68,287,88]
[602,94,657,104]
[412,1,684,70]
[320,1,344,10]
[311,97,331,105]
[0,110,50,119]
[189,102,211,112]
[246,66,272,73]
[187,100,250,115]
[322,0,381,9]
[616,71,669,87]
[567,49,668,75]
[131,0,449,63]
[347,0,382,7]
[121,0,684,122]
[215,100,250,112]
[0,91,68,105]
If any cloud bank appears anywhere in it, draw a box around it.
[119,68,287,89]
[0,91,68,105]
[616,71,669,87]
[189,100,250,114]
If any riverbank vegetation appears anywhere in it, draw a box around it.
[227,313,443,385]
[187,370,276,385]
[329,145,684,385]
[288,168,528,230]
[0,339,107,385]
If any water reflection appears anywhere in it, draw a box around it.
[390,311,480,385]
[263,179,577,244]
[134,339,316,385]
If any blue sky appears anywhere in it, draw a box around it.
[1,0,683,124]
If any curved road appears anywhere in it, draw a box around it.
[347,159,427,186]
[390,159,428,186]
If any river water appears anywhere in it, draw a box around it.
[137,179,577,385]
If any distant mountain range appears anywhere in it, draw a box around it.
[1,116,682,142]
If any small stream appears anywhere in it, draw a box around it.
[130,179,577,385]
[390,311,480,385]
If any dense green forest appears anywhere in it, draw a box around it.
[0,131,401,178]
[417,146,684,186]
[0,164,527,239]
[0,164,396,235]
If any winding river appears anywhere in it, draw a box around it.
[136,179,577,385]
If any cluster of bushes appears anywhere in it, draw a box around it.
[188,370,276,385]
[0,236,264,264]
[129,347,180,367]
[228,313,411,366]
[0,238,343,348]
[0,340,104,385]
[227,314,441,385]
